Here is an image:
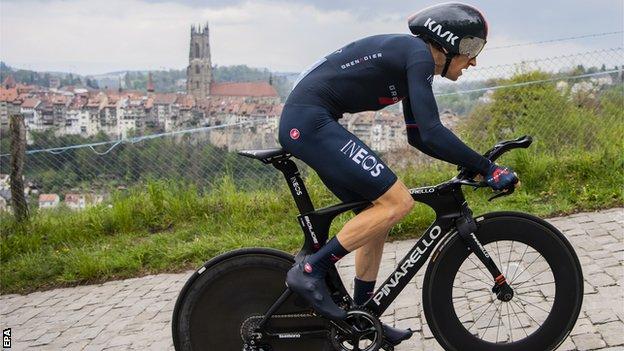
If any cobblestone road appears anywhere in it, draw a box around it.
[1,208,623,350]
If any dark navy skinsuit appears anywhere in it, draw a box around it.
[278,34,491,203]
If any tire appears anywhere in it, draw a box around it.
[422,212,583,351]
[172,248,332,351]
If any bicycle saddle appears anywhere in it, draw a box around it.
[238,147,291,164]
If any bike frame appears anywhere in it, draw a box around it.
[265,156,507,321]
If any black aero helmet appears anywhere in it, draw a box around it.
[408,2,488,76]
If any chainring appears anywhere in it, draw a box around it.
[330,308,384,351]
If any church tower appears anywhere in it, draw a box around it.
[186,22,212,99]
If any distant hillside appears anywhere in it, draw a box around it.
[0,62,297,101]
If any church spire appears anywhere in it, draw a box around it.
[147,72,155,93]
[186,21,212,99]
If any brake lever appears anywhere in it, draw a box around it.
[488,186,515,202]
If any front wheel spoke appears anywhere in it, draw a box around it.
[480,301,502,340]
[453,284,491,294]
[508,298,529,338]
[506,302,513,343]
[453,291,493,301]
[457,269,493,288]
[512,265,553,287]
[454,292,496,311]
[510,252,544,285]
[505,241,515,277]
[467,255,493,284]
[495,241,504,273]
[514,295,552,315]
[457,299,493,320]
[511,299,543,329]
[467,300,496,331]
[509,244,529,282]
[514,280,555,291]
[454,295,493,312]
[495,300,503,343]
[516,293,553,302]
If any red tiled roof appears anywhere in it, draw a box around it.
[210,82,278,97]
[153,93,177,105]
[39,194,59,202]
[52,95,70,105]
[21,98,40,109]
[0,87,18,102]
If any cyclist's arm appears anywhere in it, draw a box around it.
[403,98,447,160]
[405,61,491,175]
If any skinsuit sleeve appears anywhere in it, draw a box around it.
[403,61,491,175]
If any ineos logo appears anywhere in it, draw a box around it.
[339,139,385,177]
[290,176,302,196]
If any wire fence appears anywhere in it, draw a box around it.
[1,48,622,213]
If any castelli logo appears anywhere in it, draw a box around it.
[304,263,313,273]
[290,128,300,140]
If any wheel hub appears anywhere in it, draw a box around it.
[495,283,514,302]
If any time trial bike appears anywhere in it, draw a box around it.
[172,135,583,351]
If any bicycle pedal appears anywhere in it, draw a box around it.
[381,343,394,351]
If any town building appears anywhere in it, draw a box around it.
[38,194,60,209]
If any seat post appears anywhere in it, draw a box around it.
[272,159,314,215]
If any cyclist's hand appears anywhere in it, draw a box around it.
[485,163,519,191]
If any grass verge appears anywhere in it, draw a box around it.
[1,149,622,294]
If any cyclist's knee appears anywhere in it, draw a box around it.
[390,197,414,223]
[374,180,414,223]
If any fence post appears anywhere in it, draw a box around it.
[9,113,29,222]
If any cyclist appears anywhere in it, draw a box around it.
[278,3,518,346]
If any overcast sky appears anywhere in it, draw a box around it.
[0,0,622,75]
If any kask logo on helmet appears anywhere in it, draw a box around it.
[424,18,459,45]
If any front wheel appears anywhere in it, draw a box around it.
[423,212,583,351]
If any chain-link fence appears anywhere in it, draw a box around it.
[1,48,622,214]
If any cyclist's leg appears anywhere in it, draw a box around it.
[315,174,390,282]
[313,177,413,345]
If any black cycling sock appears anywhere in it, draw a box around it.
[306,237,349,278]
[353,277,376,305]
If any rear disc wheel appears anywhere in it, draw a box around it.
[173,252,332,350]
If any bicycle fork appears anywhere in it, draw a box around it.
[455,207,514,302]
